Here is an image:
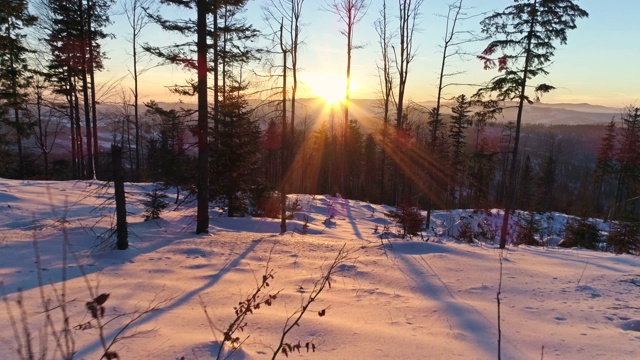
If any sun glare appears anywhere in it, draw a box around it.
[315,86,344,105]
[306,73,356,106]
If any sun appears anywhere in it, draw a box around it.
[313,84,344,105]
[306,73,347,105]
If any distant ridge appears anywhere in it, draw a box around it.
[137,98,621,126]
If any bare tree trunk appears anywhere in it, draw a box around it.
[375,0,393,204]
[73,81,85,178]
[327,0,368,196]
[498,14,535,249]
[393,0,423,205]
[112,145,128,250]
[279,22,288,234]
[87,0,99,179]
[77,0,94,180]
[195,0,209,234]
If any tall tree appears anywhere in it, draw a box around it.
[392,0,424,204]
[28,67,64,179]
[593,118,617,213]
[86,0,115,179]
[475,0,588,249]
[537,135,558,212]
[263,0,305,232]
[144,0,212,234]
[123,0,155,181]
[430,0,482,146]
[279,22,288,233]
[326,0,368,194]
[448,94,472,206]
[517,154,535,210]
[144,100,193,201]
[211,80,261,217]
[614,107,640,218]
[42,0,113,180]
[374,0,393,204]
[394,0,423,130]
[263,0,303,142]
[0,0,37,179]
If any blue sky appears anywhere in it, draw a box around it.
[102,0,639,108]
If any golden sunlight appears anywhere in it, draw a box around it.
[304,73,359,106]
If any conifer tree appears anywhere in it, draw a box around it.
[614,107,640,218]
[593,118,617,213]
[42,0,113,180]
[518,154,535,210]
[326,0,369,194]
[475,0,588,248]
[0,0,37,178]
[210,82,261,217]
[144,100,193,202]
[448,94,472,206]
[145,0,212,233]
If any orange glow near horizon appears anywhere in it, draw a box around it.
[304,72,362,106]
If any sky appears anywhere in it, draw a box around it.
[99,0,640,108]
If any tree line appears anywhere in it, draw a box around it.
[6,0,638,242]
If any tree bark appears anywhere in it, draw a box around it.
[112,145,128,250]
[195,0,209,234]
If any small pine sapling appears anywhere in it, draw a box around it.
[142,184,169,220]
[301,215,310,234]
[514,212,542,246]
[456,221,474,244]
[288,196,301,211]
[560,218,600,250]
[606,220,640,255]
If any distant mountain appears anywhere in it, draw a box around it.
[99,98,620,128]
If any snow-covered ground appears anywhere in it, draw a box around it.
[0,178,638,359]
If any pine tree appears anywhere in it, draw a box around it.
[144,100,193,203]
[211,83,262,217]
[475,0,588,249]
[145,0,212,233]
[42,0,113,180]
[517,155,535,210]
[537,143,558,212]
[0,0,37,179]
[345,118,364,197]
[448,94,473,206]
[593,118,617,213]
[614,107,640,218]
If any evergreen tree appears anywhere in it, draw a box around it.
[144,101,193,203]
[345,118,364,197]
[518,155,535,210]
[593,118,617,213]
[614,107,640,218]
[475,0,588,249]
[448,94,473,206]
[262,118,281,190]
[145,0,213,233]
[467,149,495,209]
[146,0,258,232]
[537,143,558,212]
[211,83,261,217]
[42,0,113,179]
[0,0,37,178]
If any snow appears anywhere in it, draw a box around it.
[0,178,639,359]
